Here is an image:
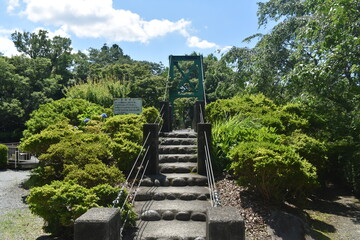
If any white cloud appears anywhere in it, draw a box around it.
[7,0,20,13]
[186,36,218,49]
[20,0,192,43]
[17,0,219,49]
[0,36,20,57]
[33,26,70,38]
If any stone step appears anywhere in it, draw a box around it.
[159,145,197,154]
[133,220,206,240]
[135,200,211,222]
[160,137,197,146]
[140,173,207,187]
[159,154,197,163]
[160,131,197,138]
[134,186,210,201]
[160,162,197,174]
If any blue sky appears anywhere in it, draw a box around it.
[0,0,272,65]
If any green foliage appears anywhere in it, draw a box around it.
[0,144,8,169]
[207,94,308,134]
[210,95,322,202]
[284,131,328,180]
[64,79,130,108]
[230,141,318,202]
[39,133,113,179]
[23,98,105,139]
[102,114,144,143]
[112,140,142,173]
[19,120,79,155]
[212,116,281,172]
[63,163,125,188]
[206,94,277,123]
[142,106,161,124]
[27,181,98,237]
[27,181,134,237]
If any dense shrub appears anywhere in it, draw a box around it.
[207,95,308,134]
[230,141,318,202]
[19,120,79,154]
[102,114,144,143]
[27,181,98,237]
[142,106,161,124]
[212,117,281,172]
[284,131,328,181]
[27,181,135,237]
[0,144,8,169]
[63,163,125,188]
[112,140,142,172]
[39,133,114,180]
[206,94,277,123]
[23,98,106,139]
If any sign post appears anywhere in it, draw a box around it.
[114,98,142,115]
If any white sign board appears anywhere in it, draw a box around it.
[114,98,142,115]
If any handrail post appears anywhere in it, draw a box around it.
[197,123,212,176]
[143,123,159,175]
[160,101,171,132]
[193,101,205,132]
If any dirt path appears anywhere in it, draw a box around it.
[0,169,30,214]
[0,170,54,240]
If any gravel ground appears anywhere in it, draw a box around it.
[217,175,360,240]
[0,169,31,214]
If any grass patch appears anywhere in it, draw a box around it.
[306,210,336,240]
[0,208,49,240]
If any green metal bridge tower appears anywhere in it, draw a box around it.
[168,55,205,106]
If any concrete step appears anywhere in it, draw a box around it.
[159,154,197,163]
[134,186,210,201]
[135,200,210,222]
[159,145,197,154]
[160,162,197,174]
[160,131,197,138]
[140,173,207,187]
[160,137,197,145]
[133,220,206,240]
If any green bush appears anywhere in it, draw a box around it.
[206,94,277,123]
[142,106,161,124]
[27,181,135,238]
[112,140,142,172]
[285,131,328,181]
[39,133,114,180]
[212,116,281,172]
[27,181,98,237]
[102,114,144,143]
[19,120,79,155]
[230,141,318,203]
[23,98,105,139]
[63,163,125,188]
[0,144,8,169]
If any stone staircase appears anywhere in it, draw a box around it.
[132,130,210,240]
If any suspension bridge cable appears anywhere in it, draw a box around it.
[120,159,150,235]
[120,145,150,210]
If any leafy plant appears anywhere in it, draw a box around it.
[19,120,80,155]
[0,144,8,169]
[23,98,105,139]
[230,141,318,202]
[63,163,125,188]
[27,181,135,238]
